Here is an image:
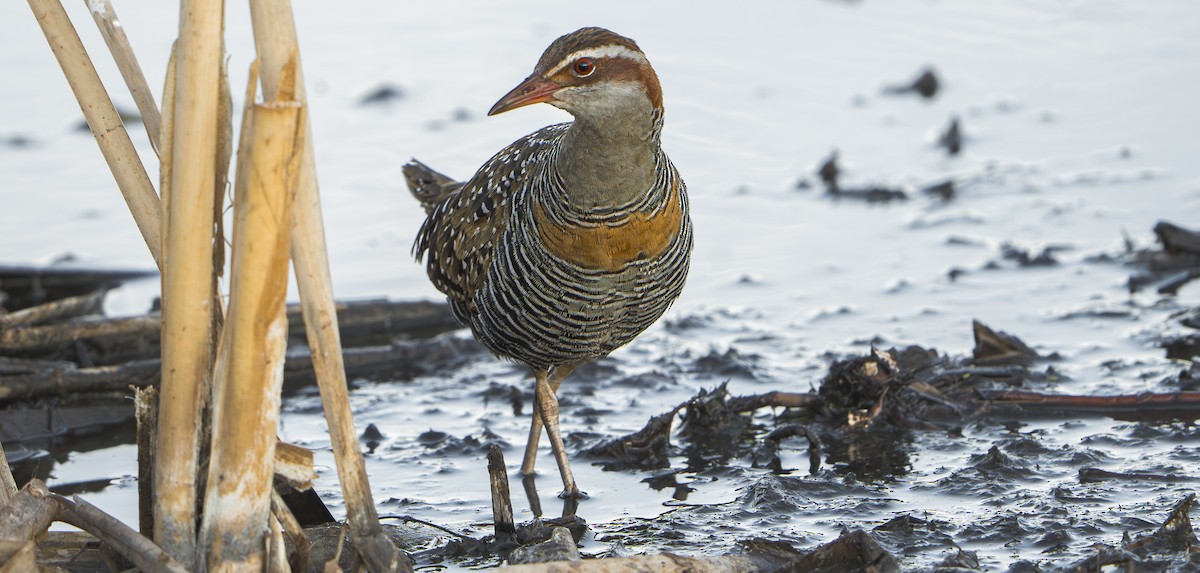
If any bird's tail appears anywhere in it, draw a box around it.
[403,159,463,214]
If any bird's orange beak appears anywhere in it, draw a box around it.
[488,74,559,116]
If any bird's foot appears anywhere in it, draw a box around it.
[558,486,588,500]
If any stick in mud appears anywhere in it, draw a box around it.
[488,444,516,542]
[134,385,158,538]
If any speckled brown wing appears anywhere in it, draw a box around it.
[408,124,569,318]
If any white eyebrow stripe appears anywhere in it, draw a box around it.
[545,44,647,76]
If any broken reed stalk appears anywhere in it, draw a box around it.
[0,540,37,571]
[267,516,288,573]
[248,0,402,570]
[0,480,56,543]
[56,494,189,573]
[84,0,162,156]
[198,57,304,571]
[271,490,311,573]
[0,481,55,569]
[0,439,17,506]
[134,385,158,538]
[27,0,163,268]
[155,0,223,564]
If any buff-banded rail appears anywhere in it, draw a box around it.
[405,27,692,499]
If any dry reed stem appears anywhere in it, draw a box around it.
[155,0,224,564]
[159,42,177,253]
[0,440,18,506]
[0,539,37,572]
[267,515,288,573]
[247,2,401,570]
[271,490,311,573]
[199,61,304,572]
[213,50,233,288]
[84,0,162,156]
[27,0,163,268]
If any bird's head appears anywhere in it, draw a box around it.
[488,27,663,121]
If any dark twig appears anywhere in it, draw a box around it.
[380,514,474,541]
[980,389,1200,421]
[727,391,818,413]
[1079,468,1199,484]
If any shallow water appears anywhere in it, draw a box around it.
[2,0,1199,570]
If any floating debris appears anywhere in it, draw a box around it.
[1126,220,1200,294]
[811,150,908,203]
[938,116,962,155]
[358,83,406,106]
[923,179,955,200]
[884,66,941,99]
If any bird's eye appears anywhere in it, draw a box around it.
[573,57,594,77]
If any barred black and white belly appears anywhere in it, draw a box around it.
[462,176,692,369]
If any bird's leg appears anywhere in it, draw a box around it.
[533,367,584,499]
[520,365,574,476]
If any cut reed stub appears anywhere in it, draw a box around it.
[199,89,305,571]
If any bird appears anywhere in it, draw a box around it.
[404,27,692,499]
